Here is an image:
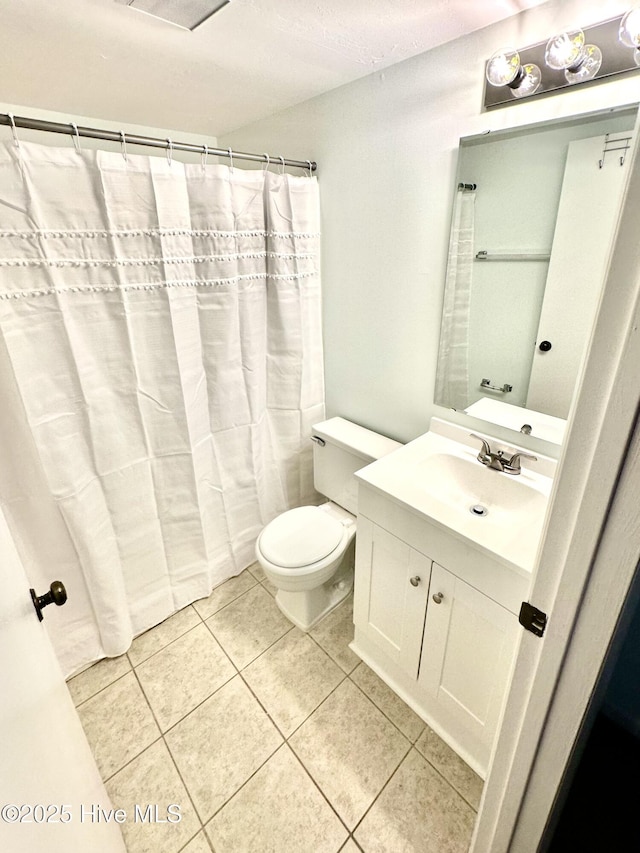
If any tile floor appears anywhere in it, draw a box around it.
[67,563,483,853]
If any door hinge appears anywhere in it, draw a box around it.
[519,601,547,637]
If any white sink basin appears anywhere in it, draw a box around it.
[355,419,555,573]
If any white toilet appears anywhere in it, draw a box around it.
[255,417,401,631]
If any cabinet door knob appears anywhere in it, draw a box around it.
[410,576,421,587]
[432,592,444,604]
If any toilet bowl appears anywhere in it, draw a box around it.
[254,417,402,632]
[255,502,356,631]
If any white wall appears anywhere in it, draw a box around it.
[219,0,640,451]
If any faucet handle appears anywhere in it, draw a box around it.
[505,452,537,473]
[469,433,492,462]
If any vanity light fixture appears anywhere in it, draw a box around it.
[484,10,640,108]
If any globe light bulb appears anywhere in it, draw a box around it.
[564,44,602,83]
[545,29,586,70]
[619,7,640,48]
[511,63,542,98]
[486,48,523,87]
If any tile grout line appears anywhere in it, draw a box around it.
[126,658,208,836]
[284,737,353,840]
[348,740,415,841]
[72,666,133,710]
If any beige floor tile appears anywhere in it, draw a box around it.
[289,679,410,829]
[77,671,160,779]
[67,654,131,706]
[128,606,201,666]
[165,675,283,823]
[247,562,266,581]
[135,623,235,731]
[180,832,213,853]
[354,749,476,853]
[243,628,345,736]
[415,726,484,810]
[310,595,360,674]
[261,576,278,597]
[205,584,292,669]
[206,745,348,853]
[350,663,425,743]
[104,739,200,853]
[192,570,258,620]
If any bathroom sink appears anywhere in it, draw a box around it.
[355,418,555,573]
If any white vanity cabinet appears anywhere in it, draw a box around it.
[351,486,528,777]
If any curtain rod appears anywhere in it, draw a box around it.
[0,113,317,172]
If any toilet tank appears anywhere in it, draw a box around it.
[311,417,402,514]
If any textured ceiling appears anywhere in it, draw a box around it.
[1,0,549,136]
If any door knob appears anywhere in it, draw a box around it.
[410,576,421,587]
[432,592,444,604]
[30,581,68,622]
[538,340,552,352]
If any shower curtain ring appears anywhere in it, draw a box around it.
[7,113,20,148]
[227,147,234,171]
[201,144,209,171]
[120,131,128,162]
[262,153,270,173]
[279,156,285,175]
[306,160,313,178]
[166,138,173,165]
[71,122,81,153]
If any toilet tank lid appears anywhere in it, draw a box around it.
[312,417,402,462]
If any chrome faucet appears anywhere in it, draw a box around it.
[470,434,537,475]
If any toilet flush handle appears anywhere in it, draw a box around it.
[310,435,325,446]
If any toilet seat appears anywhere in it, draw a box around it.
[258,506,344,568]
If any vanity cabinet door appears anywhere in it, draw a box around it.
[419,562,519,749]
[354,517,431,679]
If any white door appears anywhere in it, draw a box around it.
[419,563,519,751]
[353,517,431,678]
[526,133,630,418]
[0,506,126,853]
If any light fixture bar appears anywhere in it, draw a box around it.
[484,14,640,109]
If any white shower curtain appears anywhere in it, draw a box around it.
[434,187,475,410]
[0,140,324,675]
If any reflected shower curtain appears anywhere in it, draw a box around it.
[0,140,324,674]
[434,187,475,410]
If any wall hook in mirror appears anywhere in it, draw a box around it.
[598,132,632,169]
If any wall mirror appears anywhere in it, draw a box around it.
[434,104,637,444]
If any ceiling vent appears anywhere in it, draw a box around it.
[116,0,230,31]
